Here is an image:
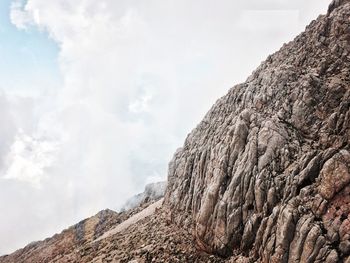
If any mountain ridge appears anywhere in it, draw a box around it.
[1,0,350,262]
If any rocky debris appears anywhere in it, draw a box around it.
[0,202,158,263]
[95,199,164,242]
[77,208,225,263]
[121,181,167,211]
[2,1,350,262]
[0,204,224,262]
[164,0,350,261]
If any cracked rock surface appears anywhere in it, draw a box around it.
[1,1,350,262]
[164,0,350,262]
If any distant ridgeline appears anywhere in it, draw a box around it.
[121,181,167,211]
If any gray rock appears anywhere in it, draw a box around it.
[164,0,350,261]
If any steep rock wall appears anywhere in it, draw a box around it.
[164,1,350,262]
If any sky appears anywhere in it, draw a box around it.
[0,0,330,254]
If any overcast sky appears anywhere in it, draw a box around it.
[0,0,330,254]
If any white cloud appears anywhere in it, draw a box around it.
[129,94,153,113]
[1,0,330,254]
[3,131,59,188]
[10,1,32,30]
[237,10,300,31]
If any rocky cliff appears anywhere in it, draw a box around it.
[1,0,350,262]
[165,0,350,262]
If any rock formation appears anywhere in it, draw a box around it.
[164,0,350,262]
[1,0,350,262]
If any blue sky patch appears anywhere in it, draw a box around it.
[0,0,60,96]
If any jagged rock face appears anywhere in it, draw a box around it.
[164,1,350,262]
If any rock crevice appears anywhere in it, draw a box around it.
[164,2,350,262]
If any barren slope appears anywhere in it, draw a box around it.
[2,1,350,262]
[165,1,350,262]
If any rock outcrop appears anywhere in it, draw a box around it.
[2,1,350,262]
[164,0,350,262]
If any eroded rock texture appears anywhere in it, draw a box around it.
[164,1,350,262]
